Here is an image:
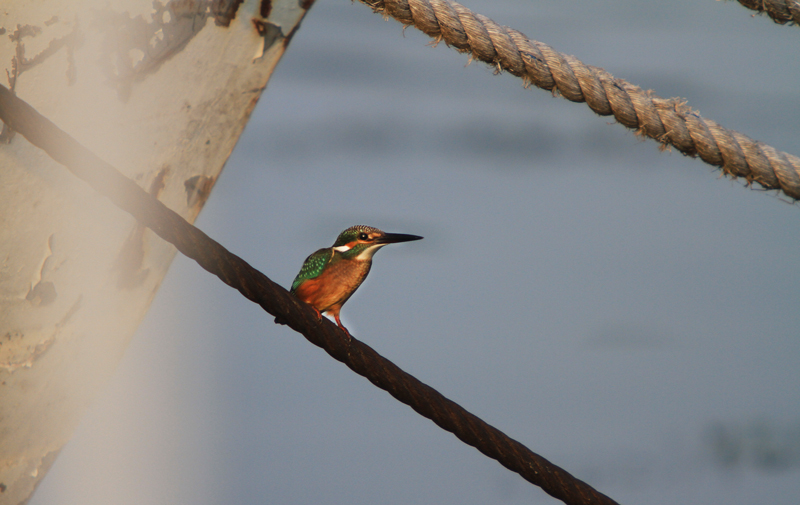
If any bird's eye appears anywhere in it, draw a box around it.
[358,233,369,240]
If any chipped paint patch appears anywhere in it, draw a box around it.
[211,0,245,27]
[260,0,273,18]
[252,20,284,61]
[0,290,80,371]
[0,331,55,371]
[7,21,80,88]
[1,255,82,368]
[25,235,57,306]
[26,282,56,307]
[184,174,215,208]
[0,20,81,143]
[114,167,168,289]
[94,1,210,101]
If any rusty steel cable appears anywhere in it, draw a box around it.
[0,84,619,504]
[356,0,800,201]
[735,0,800,26]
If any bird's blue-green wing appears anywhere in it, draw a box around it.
[291,248,333,293]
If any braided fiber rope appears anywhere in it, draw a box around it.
[735,0,800,26]
[0,84,618,504]
[358,0,800,201]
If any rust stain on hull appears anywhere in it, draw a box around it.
[114,167,169,289]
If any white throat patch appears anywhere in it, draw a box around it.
[333,243,387,259]
[354,243,386,260]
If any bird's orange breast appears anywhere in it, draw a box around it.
[293,258,372,314]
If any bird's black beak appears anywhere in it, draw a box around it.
[377,233,423,244]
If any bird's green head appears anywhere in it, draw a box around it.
[332,225,423,260]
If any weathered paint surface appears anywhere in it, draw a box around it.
[0,1,312,502]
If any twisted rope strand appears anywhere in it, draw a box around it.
[0,84,618,505]
[360,0,800,201]
[736,0,800,26]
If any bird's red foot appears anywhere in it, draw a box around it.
[334,314,352,342]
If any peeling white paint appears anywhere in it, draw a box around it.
[0,0,311,502]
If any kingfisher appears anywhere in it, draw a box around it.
[286,225,423,337]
